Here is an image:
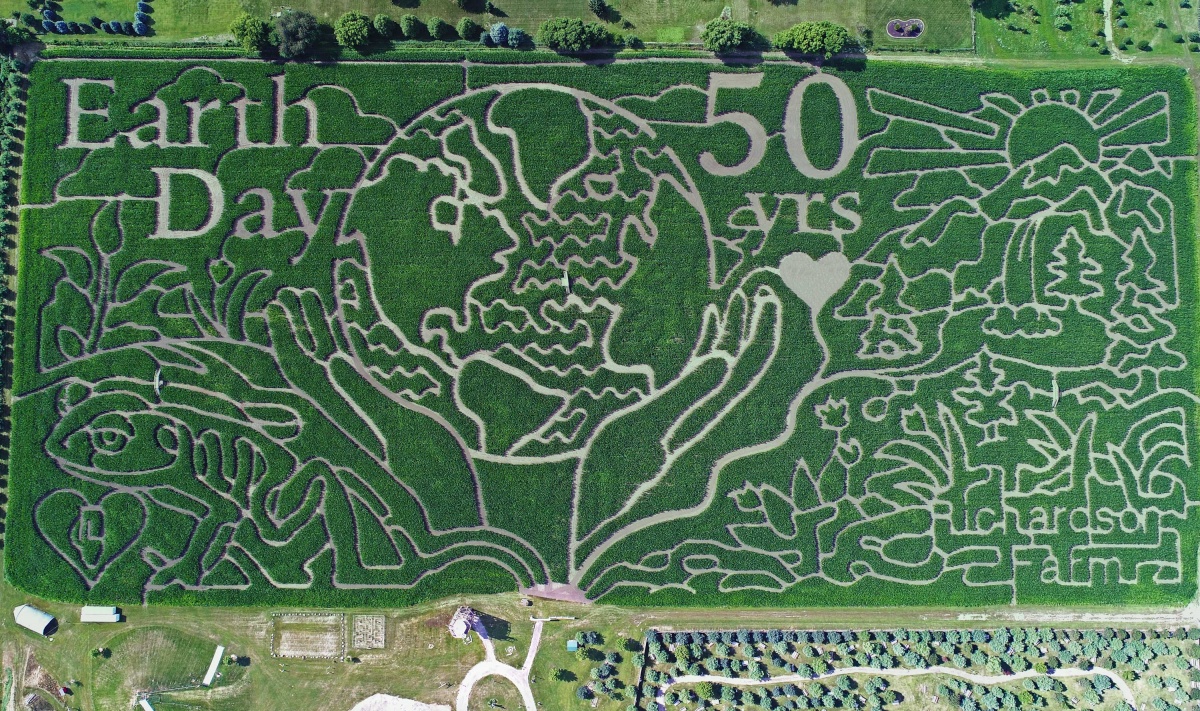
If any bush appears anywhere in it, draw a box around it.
[133,20,148,34]
[230,13,270,51]
[507,26,526,47]
[1138,39,1152,50]
[589,0,608,17]
[66,20,79,32]
[398,14,425,39]
[490,21,508,45]
[373,13,397,38]
[89,15,102,27]
[122,20,133,33]
[537,17,612,51]
[54,20,66,32]
[275,10,320,58]
[334,11,371,48]
[134,11,149,23]
[428,16,452,40]
[773,21,850,57]
[701,18,755,53]
[40,19,53,32]
[136,1,152,12]
[456,17,482,41]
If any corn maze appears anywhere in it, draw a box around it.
[6,59,1198,607]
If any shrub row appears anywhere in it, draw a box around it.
[30,1,151,37]
[0,55,21,553]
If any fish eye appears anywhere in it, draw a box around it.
[92,428,129,454]
[86,413,134,455]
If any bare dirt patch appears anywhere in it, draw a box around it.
[273,614,346,660]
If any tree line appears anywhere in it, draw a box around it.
[230,8,853,59]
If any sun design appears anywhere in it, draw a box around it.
[865,86,1176,186]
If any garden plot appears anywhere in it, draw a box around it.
[273,614,346,659]
[353,615,386,650]
[5,59,1198,609]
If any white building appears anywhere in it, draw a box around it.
[80,606,120,623]
[448,607,479,640]
[13,604,56,635]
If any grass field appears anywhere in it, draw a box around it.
[4,554,1199,711]
[977,0,1200,58]
[0,0,974,48]
[6,57,1199,613]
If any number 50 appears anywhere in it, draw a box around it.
[699,72,859,180]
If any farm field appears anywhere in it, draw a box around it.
[5,57,1199,614]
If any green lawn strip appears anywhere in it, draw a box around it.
[1,0,976,48]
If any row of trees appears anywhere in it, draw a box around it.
[701,18,852,57]
[233,10,851,57]
[24,0,151,37]
[232,9,534,55]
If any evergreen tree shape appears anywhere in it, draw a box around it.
[858,260,921,360]
[1105,232,1183,375]
[952,351,1018,443]
[1045,228,1103,304]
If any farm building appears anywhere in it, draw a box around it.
[13,604,56,636]
[447,606,479,639]
[80,606,120,623]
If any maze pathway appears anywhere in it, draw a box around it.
[9,59,1198,607]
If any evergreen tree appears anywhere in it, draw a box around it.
[1046,229,1103,304]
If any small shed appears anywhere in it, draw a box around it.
[13,604,57,636]
[566,640,579,652]
[80,606,120,623]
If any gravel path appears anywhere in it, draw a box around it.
[454,620,544,711]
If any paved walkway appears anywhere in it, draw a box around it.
[655,664,1135,709]
[455,620,544,711]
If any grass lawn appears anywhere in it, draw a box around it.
[0,0,974,47]
[977,0,1111,58]
[4,548,1198,711]
[529,613,644,711]
[91,627,245,711]
[0,557,510,711]
[1110,0,1198,55]
[976,0,1199,57]
[467,676,521,710]
[867,0,974,50]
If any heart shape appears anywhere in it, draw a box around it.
[779,251,851,313]
[35,489,147,589]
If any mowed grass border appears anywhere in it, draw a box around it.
[5,56,1199,611]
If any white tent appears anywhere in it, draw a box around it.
[13,604,56,635]
[80,606,120,623]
